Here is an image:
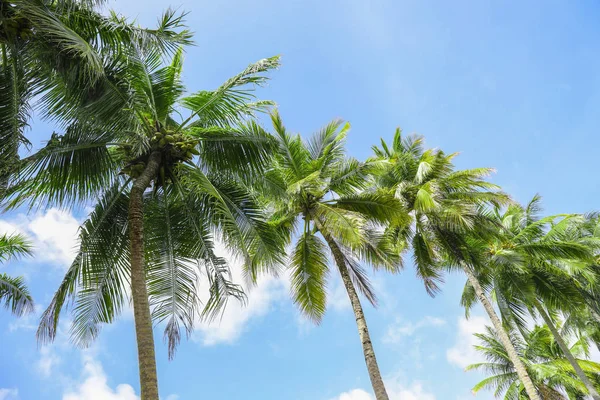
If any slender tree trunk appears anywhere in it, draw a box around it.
[319,230,389,400]
[128,151,162,400]
[463,266,541,400]
[535,302,600,400]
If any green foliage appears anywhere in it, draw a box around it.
[258,110,406,321]
[371,127,509,295]
[9,47,283,359]
[0,0,192,194]
[0,233,33,316]
[468,324,600,399]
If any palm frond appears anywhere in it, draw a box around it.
[190,122,276,178]
[4,124,119,209]
[180,56,280,129]
[0,273,34,316]
[290,230,329,322]
[38,181,130,345]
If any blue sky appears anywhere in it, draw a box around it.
[1,1,600,399]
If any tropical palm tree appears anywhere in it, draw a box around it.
[4,47,282,400]
[258,111,407,400]
[369,129,543,400]
[461,196,600,399]
[0,0,192,190]
[468,324,600,399]
[0,232,33,316]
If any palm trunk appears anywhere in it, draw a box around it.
[463,266,541,400]
[128,151,162,400]
[535,302,600,400]
[319,230,389,400]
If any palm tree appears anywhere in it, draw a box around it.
[0,0,192,189]
[370,129,542,400]
[258,111,407,400]
[461,196,600,399]
[4,48,282,400]
[468,324,600,399]
[0,232,33,316]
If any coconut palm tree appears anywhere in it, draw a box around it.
[468,324,600,399]
[4,47,282,400]
[256,112,407,400]
[369,129,543,400]
[0,232,33,316]
[461,196,600,399]
[0,0,192,190]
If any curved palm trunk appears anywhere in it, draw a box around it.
[128,151,161,400]
[534,302,600,400]
[463,267,541,400]
[320,231,389,400]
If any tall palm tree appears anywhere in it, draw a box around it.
[4,48,282,400]
[0,0,192,189]
[0,232,33,316]
[258,112,407,400]
[370,129,543,400]
[467,324,600,399]
[461,196,600,399]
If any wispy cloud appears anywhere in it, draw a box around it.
[0,388,19,400]
[332,371,436,400]
[382,315,446,345]
[446,316,488,368]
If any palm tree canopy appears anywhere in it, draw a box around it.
[468,324,600,399]
[259,110,408,322]
[370,128,509,295]
[460,196,598,331]
[3,47,283,358]
[0,0,192,192]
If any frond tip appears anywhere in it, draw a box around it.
[0,273,34,316]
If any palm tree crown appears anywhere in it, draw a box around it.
[468,324,600,399]
[0,0,192,191]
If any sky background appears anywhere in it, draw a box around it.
[1,1,600,399]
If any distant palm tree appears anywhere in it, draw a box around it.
[0,0,192,190]
[260,111,407,400]
[370,129,542,400]
[5,48,282,400]
[468,324,600,399]
[0,232,33,316]
[461,196,600,399]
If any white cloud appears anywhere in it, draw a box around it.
[446,316,488,369]
[332,376,436,400]
[0,388,18,400]
[332,389,372,400]
[28,208,80,267]
[194,272,284,345]
[37,346,62,378]
[0,220,24,237]
[383,316,446,344]
[192,243,288,346]
[62,356,138,400]
[0,208,80,271]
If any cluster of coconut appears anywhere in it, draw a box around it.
[120,131,200,180]
[151,131,199,160]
